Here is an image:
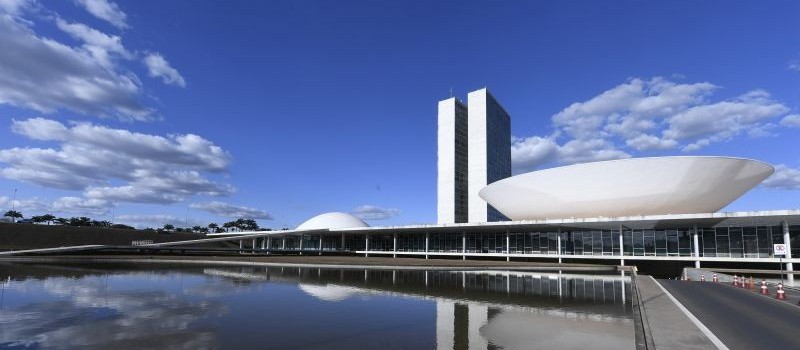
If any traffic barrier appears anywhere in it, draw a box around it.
[776,283,786,300]
[760,280,769,295]
[701,274,706,282]
[712,274,718,283]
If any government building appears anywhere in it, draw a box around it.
[212,88,799,282]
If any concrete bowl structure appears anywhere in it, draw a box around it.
[479,156,774,221]
[296,212,369,230]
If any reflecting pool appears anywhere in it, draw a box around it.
[0,263,634,349]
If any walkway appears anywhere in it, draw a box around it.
[660,279,800,350]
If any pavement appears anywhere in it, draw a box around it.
[659,279,800,350]
[636,276,719,350]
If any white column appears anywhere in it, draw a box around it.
[266,237,271,253]
[506,231,510,262]
[462,232,466,260]
[239,240,243,251]
[393,234,397,258]
[281,237,286,250]
[425,232,430,259]
[365,235,369,257]
[341,233,346,252]
[252,239,257,252]
[299,234,304,255]
[619,224,625,266]
[783,221,794,286]
[319,235,323,255]
[557,231,562,264]
[261,237,266,250]
[693,225,701,268]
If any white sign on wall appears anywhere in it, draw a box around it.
[774,244,787,256]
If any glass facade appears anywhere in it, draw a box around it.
[255,224,799,260]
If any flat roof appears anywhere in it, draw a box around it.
[207,210,800,238]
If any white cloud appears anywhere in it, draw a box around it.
[56,18,132,69]
[1,118,234,204]
[73,0,128,29]
[351,205,399,220]
[143,52,186,87]
[0,13,151,120]
[789,61,800,72]
[190,201,273,220]
[762,164,800,190]
[0,195,50,214]
[780,114,800,128]
[0,0,34,16]
[512,77,795,172]
[115,214,207,228]
[51,196,110,216]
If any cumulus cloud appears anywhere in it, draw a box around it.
[351,205,399,220]
[780,114,800,128]
[73,0,128,29]
[190,201,273,220]
[56,18,132,68]
[0,118,234,204]
[789,61,800,72]
[762,165,800,190]
[0,0,35,15]
[51,196,110,216]
[0,12,153,120]
[512,77,795,173]
[0,195,50,214]
[143,52,186,87]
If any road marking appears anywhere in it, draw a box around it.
[650,276,729,350]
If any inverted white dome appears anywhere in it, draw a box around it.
[479,156,774,221]
[296,212,369,230]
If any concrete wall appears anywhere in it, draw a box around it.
[0,223,202,251]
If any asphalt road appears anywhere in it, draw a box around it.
[659,280,800,350]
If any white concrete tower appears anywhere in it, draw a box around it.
[467,88,511,222]
[437,97,469,224]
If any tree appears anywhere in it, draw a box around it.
[192,225,202,233]
[163,223,175,232]
[54,217,68,225]
[222,221,234,232]
[215,227,225,233]
[69,217,91,226]
[208,223,218,231]
[41,214,55,225]
[4,210,22,223]
[31,215,45,224]
[111,223,134,230]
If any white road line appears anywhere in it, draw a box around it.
[650,276,729,350]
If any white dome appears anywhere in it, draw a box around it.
[298,284,360,302]
[479,156,774,220]
[296,212,369,230]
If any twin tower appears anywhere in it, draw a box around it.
[437,88,511,224]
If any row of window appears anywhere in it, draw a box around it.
[258,225,800,258]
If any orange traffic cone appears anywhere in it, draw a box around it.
[760,280,769,295]
[701,274,706,282]
[776,283,786,300]
[748,277,755,289]
[733,275,739,287]
[713,274,718,282]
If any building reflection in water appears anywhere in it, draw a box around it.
[0,263,632,350]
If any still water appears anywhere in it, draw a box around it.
[0,263,634,349]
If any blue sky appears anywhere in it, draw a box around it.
[0,0,799,229]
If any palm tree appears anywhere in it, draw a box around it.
[163,223,175,232]
[31,215,44,224]
[208,223,218,231]
[3,210,22,223]
[192,225,202,233]
[222,221,234,232]
[41,214,56,225]
[54,217,68,225]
